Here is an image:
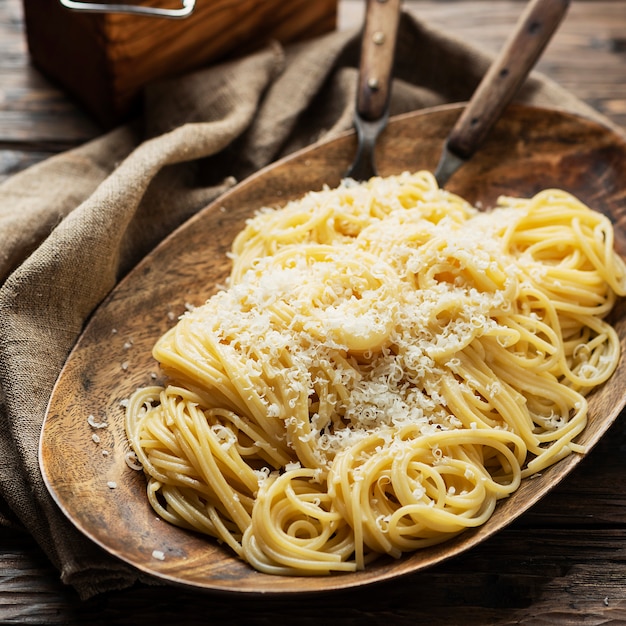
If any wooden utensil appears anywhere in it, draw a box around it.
[434,0,571,186]
[346,0,401,181]
[40,104,626,593]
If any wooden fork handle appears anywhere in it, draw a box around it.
[355,0,402,122]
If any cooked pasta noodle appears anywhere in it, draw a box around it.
[125,170,626,574]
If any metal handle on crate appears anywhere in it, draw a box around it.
[58,0,195,18]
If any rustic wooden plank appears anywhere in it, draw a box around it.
[0,0,100,161]
[0,528,80,625]
[519,416,626,526]
[3,525,626,625]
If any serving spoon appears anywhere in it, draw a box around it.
[434,0,571,186]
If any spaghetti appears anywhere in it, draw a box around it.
[125,170,626,574]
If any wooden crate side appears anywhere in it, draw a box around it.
[23,0,338,128]
[22,0,115,124]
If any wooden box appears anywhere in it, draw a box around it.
[22,0,338,128]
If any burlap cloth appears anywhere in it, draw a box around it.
[0,12,615,599]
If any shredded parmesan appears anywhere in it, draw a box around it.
[125,451,143,471]
[87,414,108,429]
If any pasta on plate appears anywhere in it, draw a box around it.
[125,170,626,575]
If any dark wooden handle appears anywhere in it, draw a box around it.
[355,0,402,122]
[447,0,570,159]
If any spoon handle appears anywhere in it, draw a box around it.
[446,0,570,160]
[355,0,402,122]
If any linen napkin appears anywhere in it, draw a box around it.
[0,12,612,599]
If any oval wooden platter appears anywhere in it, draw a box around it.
[40,104,626,594]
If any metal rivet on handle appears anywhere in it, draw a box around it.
[373,31,386,45]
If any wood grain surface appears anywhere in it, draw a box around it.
[4,0,626,624]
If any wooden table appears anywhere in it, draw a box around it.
[2,0,626,623]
